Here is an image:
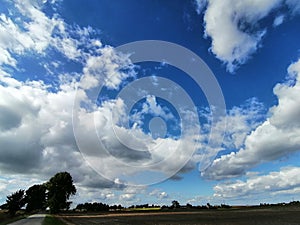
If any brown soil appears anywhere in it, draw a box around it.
[60,207,300,225]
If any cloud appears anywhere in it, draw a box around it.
[0,0,201,204]
[0,175,48,205]
[199,0,300,72]
[141,95,175,120]
[81,46,136,90]
[0,8,139,200]
[118,186,147,204]
[194,97,265,171]
[194,0,208,14]
[0,74,128,205]
[74,58,201,185]
[74,97,198,183]
[286,0,300,15]
[214,167,300,199]
[202,59,300,179]
[2,0,299,207]
[0,0,202,208]
[149,189,169,200]
[273,15,285,27]
[129,95,176,131]
[0,0,93,74]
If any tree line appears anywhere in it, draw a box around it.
[0,172,76,216]
[75,202,124,212]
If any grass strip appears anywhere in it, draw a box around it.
[42,215,67,225]
[0,211,26,225]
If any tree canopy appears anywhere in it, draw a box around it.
[25,184,46,212]
[172,200,180,209]
[3,172,77,215]
[46,171,76,213]
[6,189,26,216]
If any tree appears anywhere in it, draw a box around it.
[186,203,193,209]
[0,203,8,210]
[6,190,26,216]
[25,184,46,212]
[171,200,180,209]
[75,202,109,212]
[46,172,76,213]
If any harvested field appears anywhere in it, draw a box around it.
[61,207,300,225]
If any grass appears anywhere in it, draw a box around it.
[0,210,27,225]
[42,215,67,225]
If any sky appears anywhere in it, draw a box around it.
[1,0,300,207]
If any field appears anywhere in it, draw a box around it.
[60,206,300,225]
[0,210,27,225]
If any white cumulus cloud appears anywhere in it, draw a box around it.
[203,59,300,180]
[198,0,300,72]
[214,167,300,199]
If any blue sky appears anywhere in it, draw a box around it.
[1,0,300,207]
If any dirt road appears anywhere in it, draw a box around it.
[7,214,46,225]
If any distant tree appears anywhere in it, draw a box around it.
[186,203,193,209]
[46,172,76,213]
[25,184,46,212]
[75,202,109,212]
[206,202,217,209]
[171,200,180,209]
[161,205,168,210]
[220,203,231,209]
[0,203,8,210]
[6,190,26,216]
[110,204,118,211]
